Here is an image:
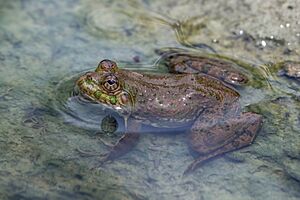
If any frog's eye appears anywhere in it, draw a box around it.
[96,59,118,73]
[102,74,120,92]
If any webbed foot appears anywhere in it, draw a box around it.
[78,132,140,168]
[185,112,262,175]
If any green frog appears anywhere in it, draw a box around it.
[76,55,262,174]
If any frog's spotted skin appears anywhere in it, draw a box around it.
[76,59,262,174]
[163,53,249,86]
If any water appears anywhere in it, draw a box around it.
[0,0,300,199]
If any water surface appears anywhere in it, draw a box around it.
[0,0,300,199]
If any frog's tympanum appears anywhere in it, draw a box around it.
[76,57,262,174]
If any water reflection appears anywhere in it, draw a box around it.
[55,73,125,134]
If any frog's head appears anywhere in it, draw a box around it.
[76,60,135,115]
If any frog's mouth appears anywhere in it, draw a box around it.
[74,85,131,116]
[72,84,99,104]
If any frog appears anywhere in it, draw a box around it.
[75,55,262,174]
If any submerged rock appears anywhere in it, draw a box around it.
[283,156,300,182]
[278,61,300,82]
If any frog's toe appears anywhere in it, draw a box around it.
[183,154,215,176]
[183,159,202,176]
[96,154,111,167]
[76,147,104,157]
[223,72,248,86]
[89,154,112,170]
[183,165,194,176]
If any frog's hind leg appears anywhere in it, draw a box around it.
[164,54,248,85]
[185,112,262,175]
[97,132,140,165]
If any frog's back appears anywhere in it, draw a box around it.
[120,70,239,128]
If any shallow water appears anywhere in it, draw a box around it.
[0,0,300,199]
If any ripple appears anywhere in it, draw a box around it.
[53,71,126,134]
[85,6,136,40]
[53,64,160,134]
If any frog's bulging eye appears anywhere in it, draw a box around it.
[102,74,120,92]
[96,59,118,73]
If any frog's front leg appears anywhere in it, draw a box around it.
[185,111,262,175]
[97,118,141,165]
[165,55,248,86]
